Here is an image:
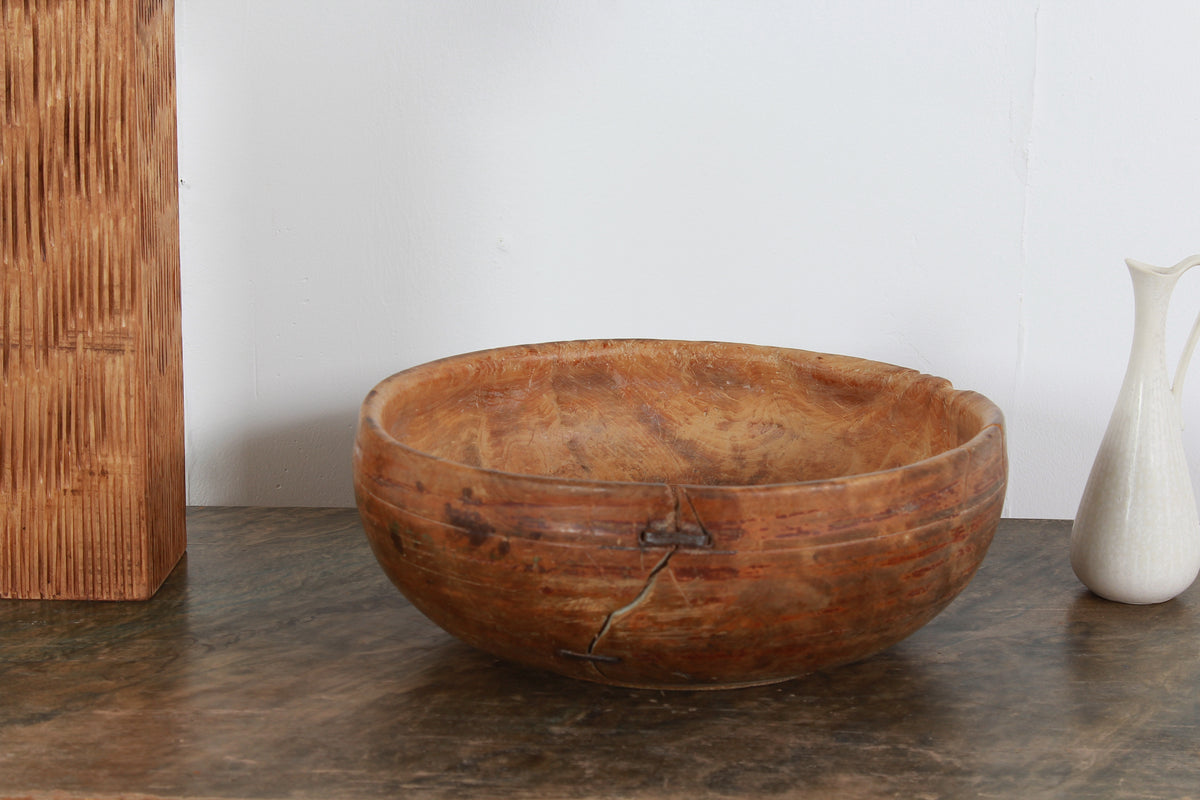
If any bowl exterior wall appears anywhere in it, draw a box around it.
[354,352,1006,689]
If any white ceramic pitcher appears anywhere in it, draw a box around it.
[1071,255,1200,604]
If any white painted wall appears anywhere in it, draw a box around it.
[175,1,1200,518]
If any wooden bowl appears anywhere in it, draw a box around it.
[354,340,1006,689]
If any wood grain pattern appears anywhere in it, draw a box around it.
[354,340,1007,688]
[0,0,185,599]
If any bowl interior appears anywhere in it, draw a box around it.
[378,341,981,487]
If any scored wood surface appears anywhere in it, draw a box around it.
[355,340,1008,689]
[0,0,185,599]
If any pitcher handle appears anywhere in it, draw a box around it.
[1169,254,1200,403]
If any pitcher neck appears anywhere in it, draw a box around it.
[1127,264,1178,367]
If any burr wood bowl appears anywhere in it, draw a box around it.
[353,340,1007,689]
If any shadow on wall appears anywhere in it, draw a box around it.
[233,407,361,508]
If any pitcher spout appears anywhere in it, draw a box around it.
[1126,255,1200,277]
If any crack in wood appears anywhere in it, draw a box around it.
[585,545,678,668]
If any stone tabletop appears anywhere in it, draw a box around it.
[1,509,1198,799]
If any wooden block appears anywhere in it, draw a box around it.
[1,0,185,599]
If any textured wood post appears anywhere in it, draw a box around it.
[1,0,185,599]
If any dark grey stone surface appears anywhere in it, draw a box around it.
[1,509,1197,799]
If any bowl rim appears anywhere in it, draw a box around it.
[356,338,1005,494]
